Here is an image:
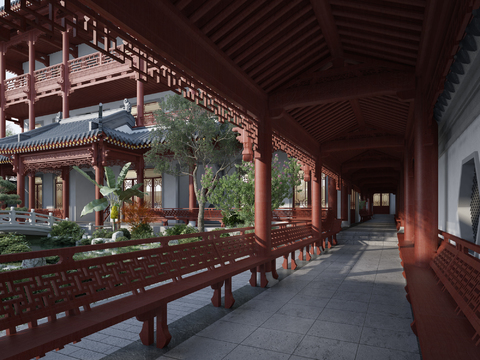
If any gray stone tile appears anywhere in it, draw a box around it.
[307,320,362,343]
[100,336,136,347]
[56,344,80,355]
[223,345,291,360]
[364,313,413,333]
[197,320,258,343]
[293,335,358,360]
[360,327,419,353]
[356,344,421,360]
[68,348,105,360]
[289,294,330,308]
[68,338,117,354]
[277,302,324,319]
[238,298,286,313]
[41,352,75,360]
[163,335,236,360]
[260,313,315,334]
[299,287,336,299]
[221,308,272,327]
[317,308,366,326]
[331,290,371,303]
[325,299,369,313]
[367,303,413,319]
[241,328,304,354]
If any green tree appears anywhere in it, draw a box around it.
[73,162,146,229]
[6,123,15,137]
[0,176,21,207]
[206,154,302,226]
[145,94,241,232]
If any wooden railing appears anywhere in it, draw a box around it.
[4,49,132,106]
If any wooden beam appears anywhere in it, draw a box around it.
[270,70,415,110]
[310,0,344,59]
[342,159,401,172]
[349,99,365,129]
[270,110,319,158]
[79,0,267,119]
[201,1,247,35]
[323,135,404,153]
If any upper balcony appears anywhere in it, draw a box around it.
[3,49,168,121]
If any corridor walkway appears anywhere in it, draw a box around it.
[156,215,420,360]
[41,215,419,360]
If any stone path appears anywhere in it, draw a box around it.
[37,215,420,360]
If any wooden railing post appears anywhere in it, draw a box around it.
[10,206,16,225]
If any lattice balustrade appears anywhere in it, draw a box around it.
[0,228,257,333]
[34,64,62,83]
[4,74,28,91]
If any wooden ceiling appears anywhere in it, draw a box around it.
[3,0,477,193]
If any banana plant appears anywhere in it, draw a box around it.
[73,162,146,223]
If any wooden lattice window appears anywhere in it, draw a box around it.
[55,176,62,209]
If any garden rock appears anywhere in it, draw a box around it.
[112,231,124,241]
[22,257,47,268]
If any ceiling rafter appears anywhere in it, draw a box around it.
[234,5,312,64]
[253,35,326,82]
[322,135,404,153]
[336,20,421,42]
[270,70,415,110]
[338,30,419,51]
[333,11,422,32]
[217,1,279,50]
[240,17,317,71]
[343,45,417,66]
[330,0,424,21]
[201,1,247,35]
[226,0,303,57]
[189,0,222,24]
[310,0,344,59]
[263,48,329,91]
[210,0,266,43]
[349,99,365,129]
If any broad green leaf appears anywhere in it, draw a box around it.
[104,167,116,188]
[99,186,117,197]
[80,198,109,216]
[119,188,146,201]
[116,162,132,188]
[73,166,102,188]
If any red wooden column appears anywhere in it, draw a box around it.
[136,58,145,127]
[28,172,35,210]
[16,159,25,207]
[62,30,70,119]
[312,156,322,252]
[28,33,36,130]
[136,157,144,205]
[254,115,272,287]
[19,119,24,133]
[0,43,5,139]
[62,167,69,218]
[328,176,337,218]
[413,81,438,266]
[404,145,414,242]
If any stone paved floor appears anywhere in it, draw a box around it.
[36,215,420,360]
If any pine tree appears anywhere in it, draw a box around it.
[0,176,21,207]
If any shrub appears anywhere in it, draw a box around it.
[211,228,230,238]
[45,256,60,264]
[79,238,92,246]
[0,233,30,254]
[93,239,104,245]
[164,224,201,244]
[92,228,113,239]
[222,211,242,228]
[114,236,129,242]
[131,222,153,239]
[118,228,131,239]
[123,202,153,229]
[50,221,84,242]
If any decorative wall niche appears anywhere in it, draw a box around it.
[458,152,480,244]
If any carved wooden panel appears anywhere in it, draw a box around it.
[21,148,93,173]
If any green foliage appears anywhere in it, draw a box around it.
[93,239,104,245]
[92,228,114,239]
[0,176,21,207]
[207,155,302,226]
[50,221,85,244]
[145,94,241,232]
[221,211,242,228]
[163,224,200,244]
[114,236,129,242]
[73,162,146,218]
[79,238,92,246]
[211,228,230,237]
[131,222,153,239]
[118,228,131,239]
[43,236,76,247]
[46,256,60,264]
[0,233,31,255]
